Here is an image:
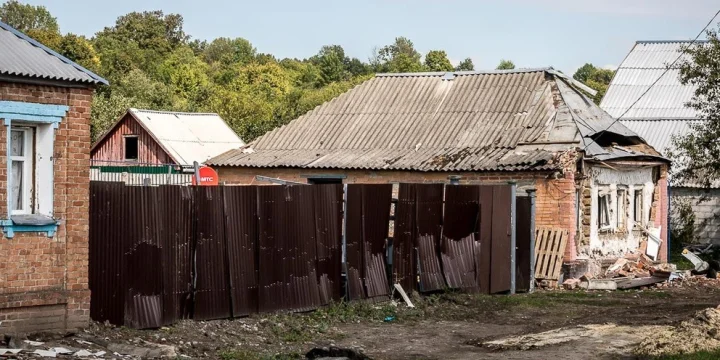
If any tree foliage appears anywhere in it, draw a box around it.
[373,37,424,73]
[0,0,57,33]
[455,58,475,71]
[496,59,515,70]
[424,50,454,72]
[669,26,720,188]
[572,63,615,104]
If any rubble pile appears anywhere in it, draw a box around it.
[636,306,720,356]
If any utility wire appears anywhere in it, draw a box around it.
[583,8,720,151]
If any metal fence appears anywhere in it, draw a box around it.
[89,181,533,329]
[90,160,194,186]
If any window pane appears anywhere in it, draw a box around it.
[10,130,24,156]
[10,160,23,211]
[125,137,138,160]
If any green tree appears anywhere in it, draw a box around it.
[94,11,188,77]
[57,34,100,71]
[424,50,454,72]
[572,63,615,104]
[158,46,210,108]
[0,0,58,33]
[203,37,256,65]
[668,26,720,188]
[372,37,424,73]
[496,59,515,70]
[455,58,475,71]
[313,45,349,85]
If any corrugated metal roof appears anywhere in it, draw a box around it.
[620,119,700,154]
[128,109,245,165]
[208,69,660,171]
[0,20,107,85]
[600,41,698,119]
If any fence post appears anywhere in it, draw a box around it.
[342,183,348,300]
[526,188,537,293]
[193,161,201,185]
[509,181,517,295]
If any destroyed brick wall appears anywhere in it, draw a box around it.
[0,82,93,333]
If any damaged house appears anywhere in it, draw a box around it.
[601,40,720,244]
[207,68,670,272]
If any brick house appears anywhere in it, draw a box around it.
[0,21,107,333]
[207,69,670,273]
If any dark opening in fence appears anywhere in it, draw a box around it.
[90,181,534,329]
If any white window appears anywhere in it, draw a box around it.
[598,193,611,229]
[634,191,643,225]
[9,127,33,215]
[616,188,627,229]
[8,123,54,218]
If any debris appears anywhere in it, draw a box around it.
[51,347,73,354]
[33,349,57,357]
[580,273,594,282]
[306,346,370,360]
[644,227,662,260]
[637,306,720,356]
[615,276,667,290]
[73,349,93,357]
[0,349,21,355]
[23,340,44,346]
[393,284,415,308]
[606,258,628,277]
[580,279,618,291]
[383,316,396,322]
[562,278,580,290]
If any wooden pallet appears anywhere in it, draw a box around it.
[534,228,569,282]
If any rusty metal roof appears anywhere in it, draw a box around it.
[208,68,653,171]
[0,20,107,86]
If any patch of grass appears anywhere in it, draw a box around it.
[648,349,720,359]
[219,349,303,360]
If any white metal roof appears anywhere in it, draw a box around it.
[129,109,244,165]
[600,41,699,119]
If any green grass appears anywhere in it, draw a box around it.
[218,349,302,360]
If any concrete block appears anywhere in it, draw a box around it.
[579,279,618,291]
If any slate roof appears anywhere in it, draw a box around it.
[92,109,245,165]
[208,68,663,172]
[0,20,107,86]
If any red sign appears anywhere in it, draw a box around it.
[192,166,219,186]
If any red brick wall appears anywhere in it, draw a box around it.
[0,81,93,333]
[655,166,669,261]
[217,166,579,262]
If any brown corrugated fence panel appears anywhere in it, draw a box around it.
[490,185,513,294]
[393,184,416,292]
[313,185,343,305]
[223,186,259,317]
[90,181,126,326]
[344,185,366,300]
[477,186,494,294]
[194,186,232,320]
[415,184,445,292]
[515,196,532,293]
[442,185,481,292]
[358,184,392,300]
[162,185,193,324]
[258,186,321,312]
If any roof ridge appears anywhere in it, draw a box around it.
[0,20,108,85]
[376,67,552,77]
[130,108,220,116]
[636,40,710,44]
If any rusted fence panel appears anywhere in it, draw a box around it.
[393,184,416,292]
[489,185,513,294]
[224,186,258,317]
[346,184,392,300]
[442,186,481,292]
[258,186,322,312]
[313,185,343,305]
[194,187,232,321]
[162,186,193,325]
[415,184,445,292]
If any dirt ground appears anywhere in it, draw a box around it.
[12,280,720,359]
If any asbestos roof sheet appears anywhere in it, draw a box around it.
[208,69,656,171]
[0,21,107,85]
[600,41,699,119]
[620,119,700,155]
[129,109,245,165]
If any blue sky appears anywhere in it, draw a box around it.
[25,0,720,74]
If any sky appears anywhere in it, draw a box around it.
[23,0,720,74]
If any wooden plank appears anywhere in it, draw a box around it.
[549,231,567,281]
[615,276,666,290]
[533,228,569,281]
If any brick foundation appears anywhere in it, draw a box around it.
[0,82,93,334]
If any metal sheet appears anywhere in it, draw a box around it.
[392,184,416,292]
[313,184,343,305]
[344,185,366,300]
[257,186,321,312]
[194,186,232,321]
[162,185,193,324]
[223,186,258,317]
[415,184,445,292]
[440,234,478,290]
[478,186,494,294]
[490,185,513,294]
[442,185,482,292]
[359,185,392,300]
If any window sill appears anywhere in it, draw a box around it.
[0,217,59,238]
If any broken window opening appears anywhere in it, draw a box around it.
[616,188,627,230]
[634,191,643,225]
[124,136,138,161]
[598,193,611,229]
